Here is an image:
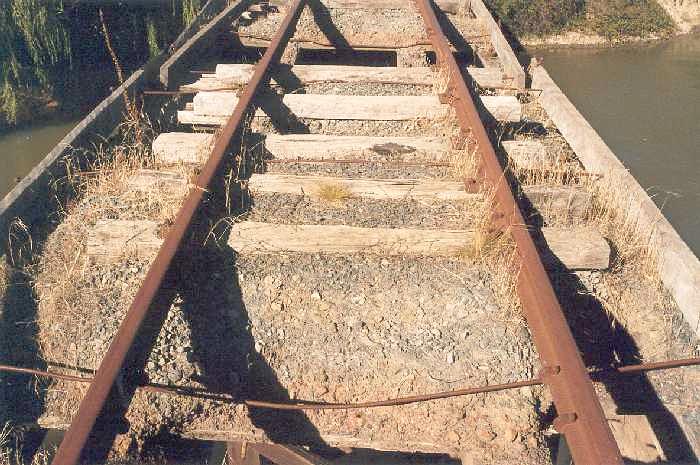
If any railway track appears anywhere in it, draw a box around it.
[7,1,698,465]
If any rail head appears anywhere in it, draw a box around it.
[412,0,623,464]
[48,2,307,465]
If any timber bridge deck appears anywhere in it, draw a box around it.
[1,1,700,465]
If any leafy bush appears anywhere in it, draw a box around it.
[0,0,203,128]
[484,0,675,38]
[0,0,70,126]
[484,0,585,35]
[587,0,675,38]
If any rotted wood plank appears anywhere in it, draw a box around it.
[152,132,214,165]
[194,93,446,120]
[228,221,473,256]
[125,169,189,196]
[502,140,558,170]
[521,185,592,220]
[469,0,526,88]
[539,227,610,270]
[86,219,163,263]
[87,219,610,269]
[124,170,594,223]
[227,221,610,269]
[264,134,450,161]
[248,174,473,201]
[185,93,521,122]
[152,133,451,163]
[179,64,507,90]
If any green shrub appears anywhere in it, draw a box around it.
[587,0,675,38]
[0,0,70,126]
[484,0,585,35]
[485,0,675,39]
[0,1,204,128]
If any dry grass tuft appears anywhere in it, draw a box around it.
[0,424,52,465]
[579,174,680,356]
[449,135,481,182]
[0,260,7,297]
[316,183,352,203]
[431,65,452,96]
[29,114,200,401]
[454,186,523,323]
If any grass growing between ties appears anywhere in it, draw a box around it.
[0,425,52,465]
[448,126,523,324]
[317,183,352,203]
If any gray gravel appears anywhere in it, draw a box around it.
[297,82,433,96]
[251,118,453,137]
[244,192,482,229]
[264,160,455,179]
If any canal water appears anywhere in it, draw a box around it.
[538,33,700,256]
[0,117,80,201]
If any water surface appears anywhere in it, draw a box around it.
[539,34,700,256]
[0,117,80,201]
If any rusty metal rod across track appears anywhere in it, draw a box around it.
[412,1,623,464]
[4,356,699,411]
[49,2,306,465]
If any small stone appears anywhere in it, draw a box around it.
[446,430,460,443]
[311,291,321,300]
[477,428,496,442]
[147,361,156,370]
[166,369,182,384]
[526,435,538,449]
[512,441,527,453]
[446,352,456,364]
[193,361,204,376]
[254,341,263,352]
[262,275,275,288]
[381,259,390,267]
[315,386,329,397]
[504,428,518,442]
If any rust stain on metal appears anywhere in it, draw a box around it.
[412,0,624,464]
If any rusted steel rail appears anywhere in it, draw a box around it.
[49,2,307,465]
[412,1,623,464]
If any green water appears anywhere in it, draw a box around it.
[0,116,80,201]
[538,34,700,256]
